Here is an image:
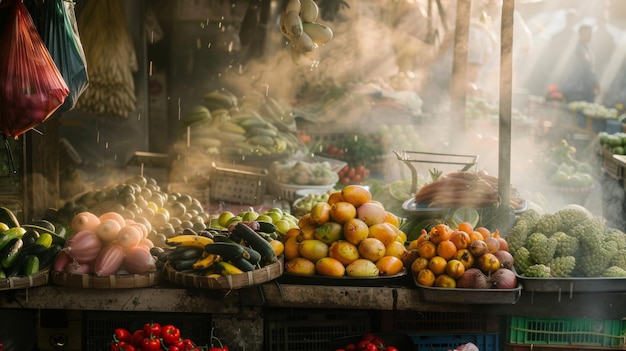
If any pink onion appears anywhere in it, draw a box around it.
[65,259,92,274]
[53,250,71,272]
[493,250,515,270]
[124,246,156,274]
[64,230,102,263]
[489,268,518,289]
[456,268,490,289]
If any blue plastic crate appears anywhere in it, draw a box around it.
[508,316,626,348]
[410,333,500,351]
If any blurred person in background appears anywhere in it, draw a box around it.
[558,24,599,103]
[603,60,626,111]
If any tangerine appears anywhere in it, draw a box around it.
[475,226,491,239]
[453,248,475,269]
[429,224,453,244]
[410,256,429,274]
[436,239,458,260]
[376,255,404,276]
[269,239,285,256]
[434,274,457,288]
[428,256,448,275]
[456,221,474,234]
[445,259,466,279]
[450,230,471,250]
[416,268,436,287]
[416,240,437,259]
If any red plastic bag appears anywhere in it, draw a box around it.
[0,0,69,138]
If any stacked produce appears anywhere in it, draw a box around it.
[598,131,626,155]
[292,190,333,217]
[334,333,402,351]
[537,139,595,188]
[507,207,626,278]
[109,322,227,350]
[52,211,157,275]
[174,89,302,159]
[46,175,210,249]
[284,185,408,277]
[408,222,517,289]
[0,207,64,278]
[270,159,338,186]
[279,0,334,65]
[157,221,282,277]
[568,101,619,120]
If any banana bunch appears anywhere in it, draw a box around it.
[279,0,334,65]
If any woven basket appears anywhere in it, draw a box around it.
[0,269,50,290]
[51,270,160,289]
[162,257,284,290]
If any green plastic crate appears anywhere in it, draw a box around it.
[508,316,626,348]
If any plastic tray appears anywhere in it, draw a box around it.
[415,283,523,304]
[278,269,411,287]
[516,274,626,293]
[411,332,501,351]
[331,333,417,351]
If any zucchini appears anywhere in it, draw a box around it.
[257,221,278,234]
[1,238,23,268]
[167,246,204,261]
[229,256,256,272]
[242,246,262,265]
[232,222,277,265]
[38,244,62,269]
[212,234,238,244]
[203,242,250,261]
[173,257,199,271]
[22,255,40,276]
[6,251,28,277]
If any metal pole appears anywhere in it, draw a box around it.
[450,0,471,132]
[499,0,514,212]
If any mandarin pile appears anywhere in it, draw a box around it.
[284,185,408,277]
[407,222,516,289]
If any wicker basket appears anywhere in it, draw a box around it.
[209,162,268,205]
[51,271,160,289]
[162,257,283,290]
[0,269,50,290]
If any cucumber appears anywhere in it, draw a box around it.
[212,234,238,244]
[203,242,250,261]
[6,251,28,277]
[0,228,24,252]
[242,246,262,265]
[232,222,277,265]
[1,238,23,268]
[229,256,256,272]
[21,229,40,247]
[167,247,204,261]
[173,257,199,271]
[257,221,278,234]
[35,233,53,248]
[38,244,62,269]
[22,255,40,276]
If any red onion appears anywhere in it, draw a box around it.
[489,268,518,289]
[493,250,515,270]
[456,268,490,289]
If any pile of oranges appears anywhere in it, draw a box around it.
[283,185,409,277]
[408,222,509,288]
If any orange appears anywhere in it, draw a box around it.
[453,248,475,269]
[269,239,285,256]
[384,211,400,227]
[428,255,448,275]
[385,240,407,259]
[284,236,301,261]
[469,231,484,243]
[358,237,387,262]
[343,218,369,246]
[414,232,430,247]
[416,268,436,287]
[475,227,491,239]
[429,224,453,244]
[326,191,345,205]
[315,257,346,277]
[434,274,457,288]
[341,185,372,207]
[416,240,437,259]
[368,222,398,247]
[376,255,404,276]
[330,201,357,224]
[436,240,457,260]
[285,257,316,275]
[410,256,429,274]
[456,221,474,235]
[450,230,471,250]
[445,259,466,279]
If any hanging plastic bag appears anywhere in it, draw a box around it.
[0,0,69,138]
[25,0,89,114]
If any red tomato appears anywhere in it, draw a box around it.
[113,328,132,343]
[357,340,370,350]
[364,343,378,351]
[371,337,384,348]
[345,343,356,351]
[141,337,161,351]
[355,165,365,175]
[182,338,196,349]
[168,346,180,351]
[161,324,181,345]
[385,346,399,351]
[143,322,162,338]
[361,333,376,342]
[131,330,145,348]
[110,341,135,351]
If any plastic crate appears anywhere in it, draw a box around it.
[81,311,211,351]
[264,309,372,351]
[209,162,268,205]
[392,311,489,333]
[410,332,500,351]
[506,344,620,351]
[508,316,626,348]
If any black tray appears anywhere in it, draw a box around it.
[277,269,411,287]
[415,283,523,304]
[516,274,626,293]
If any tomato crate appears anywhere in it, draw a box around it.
[390,311,490,333]
[508,316,626,349]
[410,332,500,351]
[264,309,372,351]
[81,311,211,351]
